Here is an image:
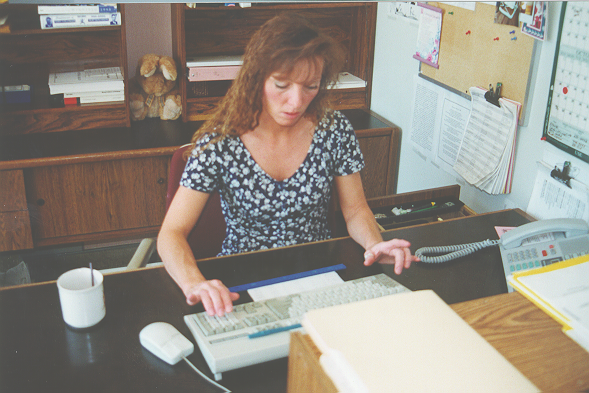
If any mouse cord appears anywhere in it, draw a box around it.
[415,239,500,264]
[182,357,231,392]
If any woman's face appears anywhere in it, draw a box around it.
[260,58,323,129]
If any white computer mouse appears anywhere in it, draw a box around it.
[139,322,194,365]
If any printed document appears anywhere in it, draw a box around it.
[410,76,470,175]
[453,86,519,194]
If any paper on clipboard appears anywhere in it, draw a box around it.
[410,76,470,176]
[452,86,519,194]
[526,162,589,222]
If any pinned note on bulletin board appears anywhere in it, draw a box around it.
[542,2,589,164]
[419,2,537,124]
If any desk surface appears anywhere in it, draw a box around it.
[1,209,585,392]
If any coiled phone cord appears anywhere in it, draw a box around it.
[415,239,500,264]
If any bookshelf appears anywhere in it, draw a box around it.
[0,4,129,135]
[171,2,376,121]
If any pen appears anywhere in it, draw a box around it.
[248,323,302,339]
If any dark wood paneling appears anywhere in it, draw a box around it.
[0,170,33,251]
[0,106,129,136]
[0,170,28,211]
[357,133,391,198]
[0,211,34,251]
[24,156,168,241]
[0,30,122,65]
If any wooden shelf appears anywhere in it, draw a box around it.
[0,4,130,135]
[172,2,376,122]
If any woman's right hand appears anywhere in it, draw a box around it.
[184,279,240,316]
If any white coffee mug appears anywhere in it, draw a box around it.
[57,267,105,329]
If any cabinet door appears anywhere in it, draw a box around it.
[0,170,34,251]
[357,129,397,199]
[24,157,168,242]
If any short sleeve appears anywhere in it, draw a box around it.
[332,112,365,176]
[179,134,223,193]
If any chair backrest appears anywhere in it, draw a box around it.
[166,144,226,260]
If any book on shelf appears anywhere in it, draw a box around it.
[63,89,124,98]
[187,65,241,82]
[40,12,121,29]
[63,97,78,106]
[186,55,243,68]
[79,94,124,104]
[301,290,538,392]
[49,67,124,95]
[64,89,125,104]
[3,85,31,104]
[38,4,118,15]
[328,72,367,89]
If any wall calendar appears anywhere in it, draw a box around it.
[543,2,589,163]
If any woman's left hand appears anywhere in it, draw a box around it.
[363,239,420,275]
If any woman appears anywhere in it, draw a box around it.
[158,13,419,317]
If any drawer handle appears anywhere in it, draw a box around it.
[157,178,165,185]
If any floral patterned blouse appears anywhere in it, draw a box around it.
[180,110,365,256]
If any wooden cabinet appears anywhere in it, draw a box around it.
[0,170,34,251]
[23,156,168,246]
[0,4,129,135]
[171,2,376,121]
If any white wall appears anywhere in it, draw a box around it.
[371,2,569,215]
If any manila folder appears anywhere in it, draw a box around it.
[301,290,538,392]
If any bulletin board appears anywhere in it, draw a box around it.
[543,2,589,164]
[420,2,536,119]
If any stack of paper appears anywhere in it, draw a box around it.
[509,256,589,353]
[328,72,367,89]
[453,86,521,194]
[48,66,125,104]
[302,290,538,392]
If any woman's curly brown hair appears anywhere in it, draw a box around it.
[188,12,346,154]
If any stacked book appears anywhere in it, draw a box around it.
[186,55,242,98]
[185,55,366,89]
[48,66,124,105]
[38,3,120,30]
[186,55,243,82]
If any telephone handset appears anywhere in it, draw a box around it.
[415,218,589,291]
[499,218,589,249]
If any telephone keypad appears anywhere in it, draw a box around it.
[505,245,561,273]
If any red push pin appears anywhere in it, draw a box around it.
[563,87,569,94]
[466,30,471,35]
[494,37,500,41]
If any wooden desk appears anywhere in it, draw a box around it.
[288,292,589,392]
[0,209,550,392]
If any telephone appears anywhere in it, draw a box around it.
[415,218,589,291]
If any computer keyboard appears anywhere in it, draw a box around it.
[184,273,410,380]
